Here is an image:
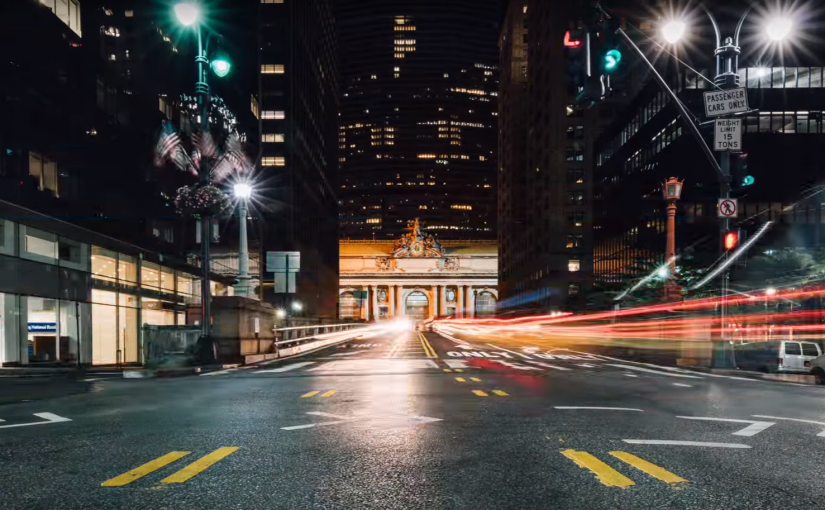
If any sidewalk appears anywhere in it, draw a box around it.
[679,365,819,385]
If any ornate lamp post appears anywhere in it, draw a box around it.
[662,177,684,301]
[233,182,254,298]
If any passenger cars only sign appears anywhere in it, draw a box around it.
[703,87,749,117]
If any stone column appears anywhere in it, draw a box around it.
[433,286,440,317]
[468,287,476,318]
[457,286,465,318]
[440,285,447,318]
[389,285,396,317]
[371,285,379,321]
[363,285,370,321]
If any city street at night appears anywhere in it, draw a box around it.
[2,326,824,509]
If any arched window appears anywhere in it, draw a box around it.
[475,292,496,317]
[405,292,429,320]
[339,292,362,319]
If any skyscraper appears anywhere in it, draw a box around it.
[337,0,499,240]
[256,0,339,317]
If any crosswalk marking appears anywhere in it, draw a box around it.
[525,361,571,371]
[492,390,509,397]
[472,390,488,397]
[101,452,190,487]
[161,447,239,484]
[443,369,453,373]
[609,451,688,485]
[301,391,320,398]
[560,449,635,489]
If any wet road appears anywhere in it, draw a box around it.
[1,323,825,509]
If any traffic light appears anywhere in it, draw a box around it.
[564,30,589,88]
[736,153,753,187]
[597,18,623,75]
[724,230,740,250]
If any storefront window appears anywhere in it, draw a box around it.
[92,247,118,282]
[26,296,59,362]
[92,290,117,365]
[119,254,137,285]
[141,262,160,289]
[119,295,139,363]
[0,220,15,256]
[0,292,21,365]
[21,226,57,263]
[160,266,175,293]
[142,298,176,326]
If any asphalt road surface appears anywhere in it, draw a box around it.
[2,323,825,509]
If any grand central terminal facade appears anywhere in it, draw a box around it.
[338,221,498,321]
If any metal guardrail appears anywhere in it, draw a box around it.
[273,323,369,349]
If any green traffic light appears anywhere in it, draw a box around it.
[604,49,622,71]
[742,175,754,186]
[211,58,231,78]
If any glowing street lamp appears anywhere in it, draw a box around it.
[661,20,686,44]
[765,287,777,296]
[292,302,303,312]
[766,17,792,41]
[233,182,255,299]
[174,2,199,26]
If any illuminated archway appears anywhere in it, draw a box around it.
[339,291,362,319]
[475,291,496,317]
[405,292,429,320]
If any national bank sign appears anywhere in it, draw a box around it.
[28,322,57,333]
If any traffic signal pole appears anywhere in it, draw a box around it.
[609,18,736,367]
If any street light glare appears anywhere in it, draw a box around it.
[174,2,200,26]
[234,182,252,199]
[661,20,687,44]
[292,302,303,311]
[657,267,669,279]
[766,17,792,41]
[765,287,778,296]
[211,59,231,78]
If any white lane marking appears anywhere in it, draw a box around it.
[258,362,315,373]
[676,416,776,436]
[307,359,438,373]
[607,364,703,379]
[306,411,353,420]
[752,415,825,437]
[0,413,72,429]
[0,419,5,422]
[622,440,751,448]
[491,360,542,371]
[444,360,470,369]
[578,363,596,368]
[83,378,100,382]
[672,383,693,387]
[200,368,238,377]
[524,361,571,371]
[555,406,643,412]
[486,343,533,359]
[330,352,361,357]
[624,374,638,378]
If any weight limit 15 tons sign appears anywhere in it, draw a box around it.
[714,118,742,151]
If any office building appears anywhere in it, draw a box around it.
[256,0,339,317]
[337,0,499,240]
[498,0,604,312]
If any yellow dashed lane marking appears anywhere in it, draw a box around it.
[454,369,464,373]
[492,390,509,396]
[609,451,688,486]
[320,390,337,398]
[560,449,635,489]
[301,391,320,398]
[455,377,466,383]
[470,377,481,382]
[161,447,239,484]
[102,452,190,487]
[472,390,489,397]
[443,369,452,373]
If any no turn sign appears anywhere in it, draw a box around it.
[718,198,738,218]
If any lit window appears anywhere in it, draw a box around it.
[262,157,286,167]
[371,75,377,79]
[261,0,284,3]
[568,260,581,272]
[261,111,285,119]
[479,156,486,161]
[108,54,117,61]
[104,8,113,15]
[125,9,134,17]
[451,205,472,211]
[394,67,400,72]
[261,64,285,74]
[444,73,449,78]
[568,283,580,296]
[262,134,284,143]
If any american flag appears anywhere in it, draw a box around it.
[192,130,217,158]
[153,122,181,167]
[211,133,252,182]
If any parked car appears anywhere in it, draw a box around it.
[734,341,822,374]
[809,354,825,385]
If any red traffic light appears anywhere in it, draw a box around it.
[564,31,582,48]
[724,231,739,250]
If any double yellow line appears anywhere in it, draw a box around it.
[102,447,238,487]
[418,332,437,358]
[560,449,688,489]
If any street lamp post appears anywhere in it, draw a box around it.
[174,1,232,340]
[662,177,684,301]
[233,183,254,298]
[657,7,794,367]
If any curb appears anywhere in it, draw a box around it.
[122,367,203,379]
[679,365,818,385]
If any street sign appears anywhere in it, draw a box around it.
[703,87,749,117]
[718,198,738,218]
[714,119,742,151]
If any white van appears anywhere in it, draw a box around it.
[734,341,822,373]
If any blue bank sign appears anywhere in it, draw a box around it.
[28,322,57,333]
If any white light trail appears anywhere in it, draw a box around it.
[690,221,773,291]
